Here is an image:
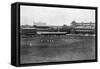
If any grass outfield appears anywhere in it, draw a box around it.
[20,35,95,64]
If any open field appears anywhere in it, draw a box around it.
[20,34,95,64]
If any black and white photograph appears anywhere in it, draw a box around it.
[19,4,97,64]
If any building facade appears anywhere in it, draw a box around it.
[71,21,95,34]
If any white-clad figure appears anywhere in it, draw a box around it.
[29,42,32,47]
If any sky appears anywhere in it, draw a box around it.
[20,5,95,26]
